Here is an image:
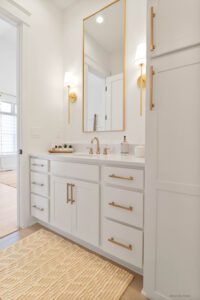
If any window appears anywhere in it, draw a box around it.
[0,100,17,154]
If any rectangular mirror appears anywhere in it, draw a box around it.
[83,0,126,132]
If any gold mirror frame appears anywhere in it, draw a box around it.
[82,0,126,133]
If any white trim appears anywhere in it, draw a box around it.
[0,0,31,26]
[7,0,31,17]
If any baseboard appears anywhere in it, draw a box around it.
[38,220,143,276]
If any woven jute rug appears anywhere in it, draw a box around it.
[0,229,133,299]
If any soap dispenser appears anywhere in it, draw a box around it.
[121,136,129,154]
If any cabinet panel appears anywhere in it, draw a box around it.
[148,0,200,57]
[144,48,200,299]
[30,172,49,197]
[103,186,143,228]
[102,166,144,189]
[155,191,200,298]
[71,180,99,246]
[30,158,48,173]
[102,219,143,268]
[50,176,71,233]
[51,161,99,182]
[31,194,49,223]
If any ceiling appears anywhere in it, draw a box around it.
[84,0,123,53]
[51,0,77,9]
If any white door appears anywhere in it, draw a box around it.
[105,73,123,131]
[144,47,200,299]
[71,179,99,246]
[50,176,71,233]
[148,0,200,57]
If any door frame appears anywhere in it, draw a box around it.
[0,1,31,229]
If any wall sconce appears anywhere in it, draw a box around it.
[135,43,146,116]
[64,72,77,124]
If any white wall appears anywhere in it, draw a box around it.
[10,0,64,227]
[63,0,146,144]
[15,0,64,152]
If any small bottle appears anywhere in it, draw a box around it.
[121,136,129,154]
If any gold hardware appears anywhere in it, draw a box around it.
[103,147,110,155]
[82,0,126,132]
[109,201,133,211]
[32,205,44,212]
[67,87,77,124]
[108,237,132,251]
[137,64,146,116]
[71,184,75,204]
[150,65,155,110]
[32,163,44,167]
[87,147,93,155]
[67,183,71,203]
[91,137,100,154]
[109,174,134,181]
[150,6,156,51]
[32,181,44,187]
[93,114,97,132]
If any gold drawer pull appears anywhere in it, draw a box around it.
[32,163,44,167]
[71,184,75,204]
[108,237,132,251]
[109,174,134,181]
[32,181,44,187]
[109,202,133,211]
[67,183,71,203]
[150,65,155,110]
[32,205,44,212]
[150,6,156,51]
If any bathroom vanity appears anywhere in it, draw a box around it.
[29,153,144,273]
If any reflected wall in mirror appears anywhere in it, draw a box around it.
[83,0,126,132]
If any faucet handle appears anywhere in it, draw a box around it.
[103,147,110,155]
[87,147,93,155]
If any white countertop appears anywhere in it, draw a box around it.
[30,152,145,167]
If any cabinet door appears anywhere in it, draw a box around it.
[148,0,200,57]
[144,48,200,299]
[71,180,99,246]
[50,176,71,233]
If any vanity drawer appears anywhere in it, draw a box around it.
[31,194,49,223]
[102,219,143,268]
[30,172,49,197]
[51,161,99,182]
[30,158,48,173]
[102,166,144,189]
[103,187,143,228]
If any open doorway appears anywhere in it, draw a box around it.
[0,17,18,238]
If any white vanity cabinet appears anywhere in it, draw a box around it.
[51,175,99,247]
[102,165,144,269]
[30,155,144,272]
[148,0,200,57]
[30,157,49,223]
[144,0,200,298]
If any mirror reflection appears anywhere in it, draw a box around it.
[83,0,125,132]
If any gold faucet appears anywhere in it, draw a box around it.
[91,137,100,154]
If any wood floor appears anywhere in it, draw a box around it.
[0,224,147,300]
[0,182,17,237]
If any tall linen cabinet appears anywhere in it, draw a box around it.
[144,1,200,299]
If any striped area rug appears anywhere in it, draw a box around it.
[0,229,133,299]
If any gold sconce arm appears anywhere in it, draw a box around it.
[67,86,77,124]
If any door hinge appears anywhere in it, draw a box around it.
[19,149,23,155]
[105,86,107,92]
[105,115,107,120]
